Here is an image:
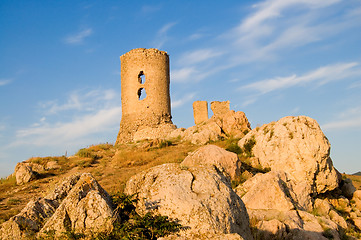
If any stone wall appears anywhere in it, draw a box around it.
[116,48,174,143]
[193,101,209,125]
[210,101,230,116]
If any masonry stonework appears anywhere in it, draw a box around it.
[115,48,174,144]
[193,101,209,125]
[210,101,230,116]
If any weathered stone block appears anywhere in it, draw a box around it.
[193,101,208,125]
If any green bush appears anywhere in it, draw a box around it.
[243,136,256,157]
[93,193,182,240]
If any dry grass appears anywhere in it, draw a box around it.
[346,174,361,190]
[0,140,197,223]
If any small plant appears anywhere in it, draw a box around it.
[243,136,256,157]
[94,193,182,240]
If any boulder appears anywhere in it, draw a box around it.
[0,173,114,239]
[352,190,361,210]
[124,163,253,240]
[181,145,242,180]
[39,173,114,236]
[211,110,251,138]
[182,121,222,145]
[235,171,312,211]
[255,219,287,239]
[248,209,340,240]
[238,116,340,195]
[314,198,332,216]
[353,218,361,231]
[15,163,37,185]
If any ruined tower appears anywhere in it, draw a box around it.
[116,48,175,143]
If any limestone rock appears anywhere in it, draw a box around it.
[235,171,312,211]
[352,190,361,210]
[15,163,37,185]
[353,218,361,231]
[255,219,287,239]
[329,210,347,229]
[46,161,61,170]
[124,163,253,240]
[0,174,81,239]
[0,173,114,239]
[238,116,340,195]
[211,110,251,138]
[39,173,114,236]
[159,232,245,240]
[248,209,340,240]
[182,121,222,145]
[314,198,332,216]
[182,145,242,180]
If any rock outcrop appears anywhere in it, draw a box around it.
[124,163,253,240]
[0,173,114,239]
[235,171,313,212]
[181,145,242,181]
[238,116,340,195]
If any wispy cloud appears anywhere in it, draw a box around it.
[177,49,224,66]
[13,107,120,147]
[64,28,93,44]
[322,105,361,130]
[0,79,12,86]
[152,22,177,49]
[40,89,117,114]
[239,62,360,94]
[172,93,196,108]
[9,88,121,147]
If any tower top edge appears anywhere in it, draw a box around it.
[120,48,168,58]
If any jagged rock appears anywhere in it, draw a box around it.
[328,196,352,213]
[181,145,242,180]
[182,121,222,145]
[352,190,361,209]
[238,116,340,195]
[248,209,340,240]
[211,110,251,138]
[124,163,253,240]
[168,110,251,145]
[353,218,361,231]
[235,171,312,211]
[0,173,114,239]
[329,210,348,229]
[15,163,37,185]
[314,198,332,216]
[341,178,357,199]
[255,219,287,239]
[0,174,81,239]
[159,232,245,240]
[39,173,114,237]
[46,161,61,170]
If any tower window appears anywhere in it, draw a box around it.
[138,88,147,100]
[138,71,145,84]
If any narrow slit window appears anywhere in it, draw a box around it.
[138,88,147,100]
[138,71,145,84]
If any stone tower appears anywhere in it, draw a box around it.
[116,48,175,143]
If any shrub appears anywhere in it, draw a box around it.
[93,193,182,240]
[243,136,256,157]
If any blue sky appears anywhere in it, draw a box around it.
[1,0,361,177]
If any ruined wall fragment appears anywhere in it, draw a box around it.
[210,101,230,116]
[193,101,209,125]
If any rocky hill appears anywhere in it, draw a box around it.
[1,111,361,239]
[354,172,361,176]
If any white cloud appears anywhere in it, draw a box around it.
[240,0,340,32]
[172,93,196,108]
[65,28,93,44]
[40,89,118,114]
[177,49,224,66]
[171,67,197,83]
[322,116,361,130]
[239,62,360,94]
[13,107,121,147]
[0,79,12,86]
[152,22,177,48]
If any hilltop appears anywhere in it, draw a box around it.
[1,112,361,239]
